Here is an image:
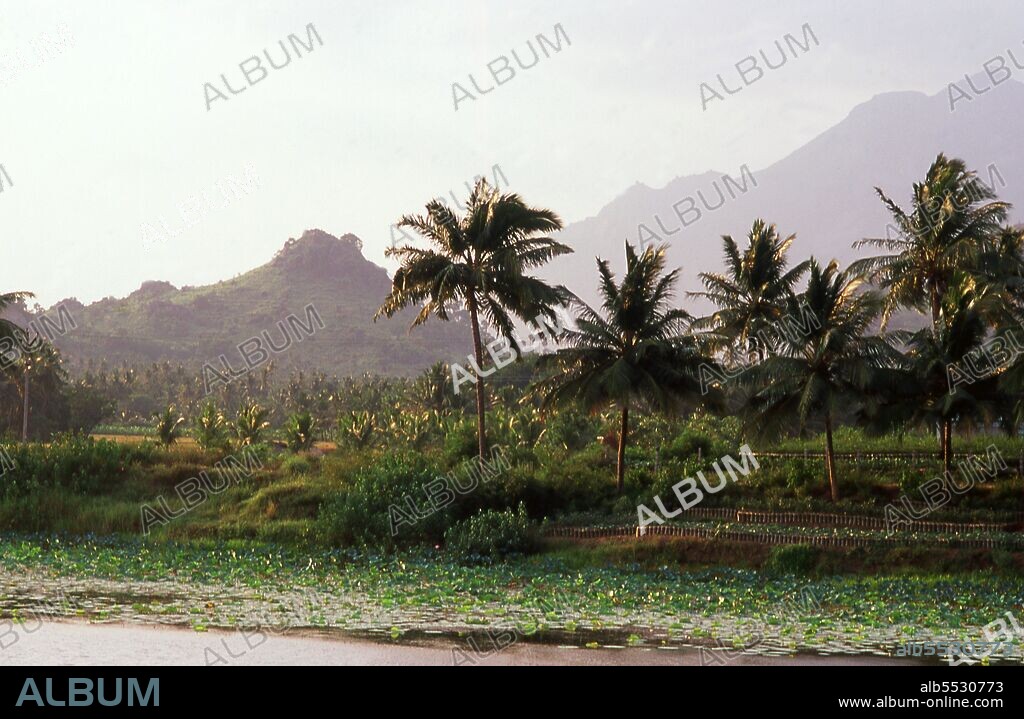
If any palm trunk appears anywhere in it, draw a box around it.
[932,288,948,465]
[942,420,953,478]
[616,405,629,495]
[21,366,29,442]
[824,415,838,502]
[466,296,487,460]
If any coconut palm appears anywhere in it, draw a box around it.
[690,219,809,363]
[413,361,462,412]
[340,410,377,449]
[194,401,229,450]
[8,338,62,441]
[902,281,1002,476]
[154,405,186,446]
[234,401,270,446]
[376,177,572,459]
[284,411,317,453]
[530,242,715,494]
[743,259,899,501]
[852,154,1009,332]
[973,225,1024,328]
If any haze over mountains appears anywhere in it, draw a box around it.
[547,78,1024,312]
[12,79,1024,376]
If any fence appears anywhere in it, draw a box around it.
[542,523,1020,550]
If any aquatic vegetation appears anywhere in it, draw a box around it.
[0,535,1019,661]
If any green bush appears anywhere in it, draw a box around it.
[542,410,599,452]
[281,454,314,477]
[663,431,714,462]
[315,451,450,550]
[444,503,536,560]
[442,419,479,464]
[765,544,821,575]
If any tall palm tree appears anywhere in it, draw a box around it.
[690,219,808,362]
[530,242,714,494]
[744,260,898,501]
[376,177,572,459]
[852,154,1008,333]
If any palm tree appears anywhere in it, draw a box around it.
[7,338,62,441]
[413,361,462,412]
[744,260,898,501]
[376,177,571,459]
[234,401,270,446]
[530,242,714,494]
[154,405,186,446]
[690,219,808,363]
[902,281,1002,476]
[973,225,1024,328]
[852,154,1008,333]
[194,401,229,450]
[284,411,317,453]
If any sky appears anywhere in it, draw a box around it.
[1,0,1022,307]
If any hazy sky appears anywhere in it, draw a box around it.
[2,0,1021,306]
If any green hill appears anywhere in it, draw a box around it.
[37,230,469,376]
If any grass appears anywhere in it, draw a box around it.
[773,426,1024,455]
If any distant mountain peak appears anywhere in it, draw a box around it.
[271,229,368,277]
[129,280,177,300]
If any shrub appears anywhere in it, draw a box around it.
[765,544,821,575]
[543,410,599,452]
[663,431,714,462]
[444,503,536,560]
[281,454,314,477]
[315,451,450,549]
[442,419,478,464]
[0,435,154,498]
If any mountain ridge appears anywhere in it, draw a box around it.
[15,229,470,377]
